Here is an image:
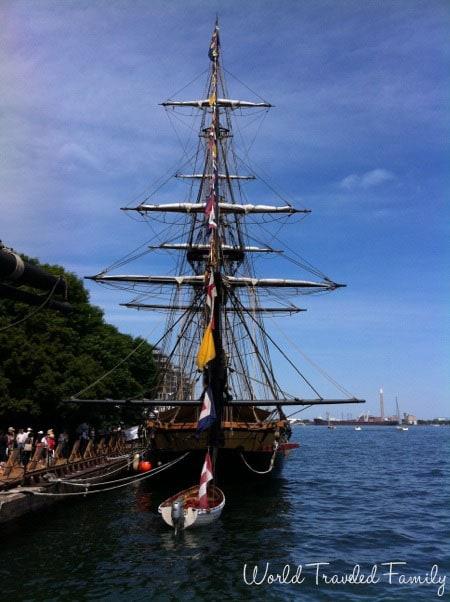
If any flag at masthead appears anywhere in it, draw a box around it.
[208,21,220,61]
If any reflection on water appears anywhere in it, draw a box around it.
[0,427,449,601]
[133,491,153,514]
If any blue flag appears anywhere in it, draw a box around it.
[197,386,216,432]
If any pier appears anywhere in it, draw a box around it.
[0,434,140,523]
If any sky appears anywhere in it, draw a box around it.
[1,0,449,418]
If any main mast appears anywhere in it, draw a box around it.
[206,21,226,447]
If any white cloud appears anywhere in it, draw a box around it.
[339,168,395,190]
[58,142,102,171]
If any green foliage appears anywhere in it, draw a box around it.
[0,257,156,429]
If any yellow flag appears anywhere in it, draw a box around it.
[196,323,216,369]
[208,92,216,107]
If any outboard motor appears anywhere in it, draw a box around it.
[171,499,185,535]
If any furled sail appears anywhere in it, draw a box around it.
[175,173,255,180]
[86,273,342,290]
[121,202,309,214]
[149,244,281,253]
[161,98,271,109]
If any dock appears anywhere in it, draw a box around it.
[0,434,141,523]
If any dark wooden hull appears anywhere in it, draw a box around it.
[144,444,295,485]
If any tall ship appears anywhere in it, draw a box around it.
[83,22,364,479]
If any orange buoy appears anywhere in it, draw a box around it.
[138,460,153,472]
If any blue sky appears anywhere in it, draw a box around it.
[1,0,449,417]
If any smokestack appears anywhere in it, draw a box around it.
[379,387,385,420]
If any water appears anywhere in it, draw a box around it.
[1,426,449,601]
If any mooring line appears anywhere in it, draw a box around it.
[59,455,138,483]
[0,453,190,498]
[240,442,279,475]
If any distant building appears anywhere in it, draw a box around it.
[403,413,418,425]
[152,349,195,401]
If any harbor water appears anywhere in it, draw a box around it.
[1,426,449,601]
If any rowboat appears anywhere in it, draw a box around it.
[158,484,225,531]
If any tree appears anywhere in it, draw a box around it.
[0,256,156,430]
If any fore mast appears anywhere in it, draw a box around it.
[205,21,226,448]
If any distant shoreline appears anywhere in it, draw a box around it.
[290,421,450,426]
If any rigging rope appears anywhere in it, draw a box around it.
[267,318,355,398]
[70,305,193,399]
[0,279,61,332]
[229,289,323,398]
[164,68,209,100]
[249,224,330,280]
[122,151,197,209]
[222,67,271,104]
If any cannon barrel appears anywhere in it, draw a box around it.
[0,248,67,297]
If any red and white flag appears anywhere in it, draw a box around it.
[198,451,213,509]
[205,190,217,229]
[206,271,217,328]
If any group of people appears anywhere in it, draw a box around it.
[0,423,126,470]
[0,426,70,467]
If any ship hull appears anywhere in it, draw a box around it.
[142,419,297,482]
[149,448,286,482]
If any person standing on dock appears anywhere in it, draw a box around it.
[39,430,48,463]
[16,428,28,465]
[77,422,89,455]
[58,431,69,458]
[23,430,34,466]
[46,430,56,464]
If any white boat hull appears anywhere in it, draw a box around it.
[158,485,225,530]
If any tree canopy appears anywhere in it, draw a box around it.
[0,257,156,430]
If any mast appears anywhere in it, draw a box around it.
[207,19,226,447]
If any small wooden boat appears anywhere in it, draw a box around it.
[158,484,225,531]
